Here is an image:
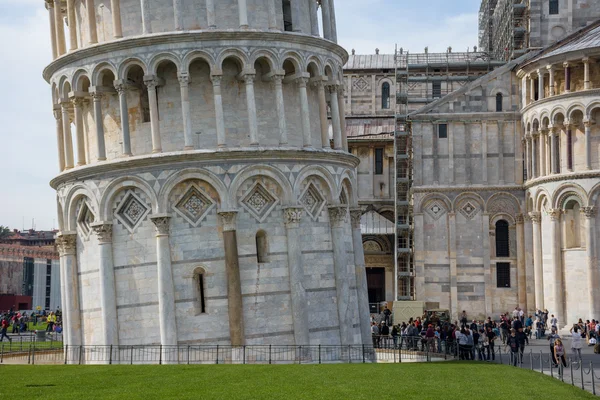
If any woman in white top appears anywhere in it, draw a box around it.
[570,324,584,362]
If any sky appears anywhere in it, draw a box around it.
[0,0,480,231]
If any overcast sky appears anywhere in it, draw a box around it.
[0,0,479,231]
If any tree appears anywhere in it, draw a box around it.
[0,226,11,239]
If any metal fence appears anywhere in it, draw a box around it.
[0,337,458,365]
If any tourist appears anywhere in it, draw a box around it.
[547,327,561,366]
[471,328,480,360]
[499,318,510,344]
[46,312,56,332]
[380,322,390,348]
[0,318,11,343]
[485,326,496,361]
[505,329,520,366]
[371,322,379,348]
[570,325,583,363]
[516,327,527,362]
[460,311,468,329]
[550,314,558,329]
[391,324,399,348]
[554,338,567,373]
[425,324,435,352]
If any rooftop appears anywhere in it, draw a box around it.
[344,50,494,70]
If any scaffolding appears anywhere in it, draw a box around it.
[479,0,530,60]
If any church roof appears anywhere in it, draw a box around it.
[346,118,395,141]
[344,52,493,70]
[360,211,395,235]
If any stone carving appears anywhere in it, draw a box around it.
[581,206,597,219]
[91,223,113,243]
[548,208,562,221]
[56,234,77,256]
[240,182,278,222]
[300,183,325,221]
[459,201,479,220]
[283,207,303,226]
[487,197,518,216]
[515,214,525,224]
[328,206,348,226]
[363,240,382,253]
[115,192,149,232]
[77,202,95,238]
[352,77,369,92]
[218,211,237,232]
[529,212,541,224]
[174,185,215,227]
[350,208,363,229]
[151,216,171,236]
[425,200,446,220]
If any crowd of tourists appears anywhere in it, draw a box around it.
[0,309,62,342]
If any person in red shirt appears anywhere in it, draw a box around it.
[1,318,11,342]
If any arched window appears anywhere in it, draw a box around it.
[567,128,574,170]
[282,0,293,31]
[549,0,559,14]
[496,93,503,112]
[256,230,268,263]
[193,268,206,314]
[564,200,582,248]
[382,82,390,109]
[495,220,510,257]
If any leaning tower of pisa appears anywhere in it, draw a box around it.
[44,0,371,354]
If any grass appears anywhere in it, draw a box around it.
[0,362,595,399]
[1,339,63,353]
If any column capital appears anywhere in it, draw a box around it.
[283,207,303,227]
[548,208,562,221]
[350,208,363,229]
[563,61,570,68]
[515,214,525,224]
[328,205,348,227]
[56,232,77,256]
[210,74,223,86]
[91,222,113,243]
[143,75,161,89]
[239,71,256,83]
[70,96,85,107]
[218,210,238,231]
[45,0,55,9]
[113,80,129,94]
[529,212,541,224]
[583,57,590,63]
[584,119,594,128]
[296,76,309,87]
[327,83,340,94]
[581,206,597,219]
[177,73,190,86]
[536,68,545,76]
[89,89,104,100]
[546,64,555,72]
[150,214,171,236]
[53,106,62,120]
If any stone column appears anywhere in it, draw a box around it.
[567,125,573,171]
[317,80,329,148]
[218,211,245,346]
[584,57,591,90]
[91,92,106,161]
[530,212,544,310]
[91,223,119,348]
[321,0,332,40]
[525,136,531,180]
[585,120,592,170]
[582,207,599,318]
[481,121,488,182]
[273,74,288,145]
[110,0,123,38]
[56,232,82,348]
[151,215,178,361]
[61,101,74,169]
[521,76,527,106]
[178,73,194,150]
[206,0,216,28]
[267,0,278,30]
[449,212,459,319]
[329,0,338,42]
[338,88,348,151]
[238,0,249,28]
[516,214,527,310]
[497,121,504,183]
[481,213,491,316]
[56,238,69,346]
[328,206,352,345]
[547,65,555,96]
[283,208,310,347]
[242,73,259,146]
[537,69,545,100]
[54,108,65,171]
[297,77,312,148]
[539,130,546,177]
[550,126,558,174]
[549,209,564,326]
[86,0,98,44]
[71,97,87,167]
[114,81,132,156]
[564,62,571,93]
[529,74,535,102]
[144,76,162,153]
[46,1,58,59]
[173,0,183,30]
[53,0,66,56]
[531,133,538,178]
[309,0,319,36]
[291,0,301,32]
[141,0,151,34]
[329,85,343,150]
[350,209,372,347]
[211,75,226,147]
[66,0,77,51]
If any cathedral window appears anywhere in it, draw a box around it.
[193,268,207,314]
[382,82,390,109]
[496,263,511,288]
[549,0,559,15]
[282,0,293,31]
[432,81,441,99]
[496,93,503,112]
[375,148,384,174]
[495,220,510,257]
[438,124,448,139]
[256,230,268,263]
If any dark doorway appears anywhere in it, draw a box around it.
[367,267,385,313]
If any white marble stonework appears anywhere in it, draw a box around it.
[45,0,371,353]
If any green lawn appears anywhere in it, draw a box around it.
[0,363,594,399]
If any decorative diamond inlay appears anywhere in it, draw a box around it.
[460,201,479,220]
[77,202,94,238]
[240,182,278,222]
[352,77,369,92]
[115,192,149,232]
[300,183,326,221]
[425,200,446,221]
[173,185,215,227]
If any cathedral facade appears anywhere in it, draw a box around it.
[43,0,371,359]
